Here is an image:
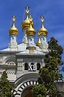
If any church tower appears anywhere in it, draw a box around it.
[26,15,36,53]
[38,16,48,52]
[21,6,30,44]
[9,16,18,51]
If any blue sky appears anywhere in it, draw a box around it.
[0,0,64,74]
[0,0,64,49]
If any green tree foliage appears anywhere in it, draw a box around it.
[32,84,47,97]
[48,37,63,66]
[32,37,63,97]
[0,71,13,97]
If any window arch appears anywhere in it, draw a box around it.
[24,63,28,70]
[37,63,40,70]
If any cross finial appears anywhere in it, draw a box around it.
[40,16,44,23]
[29,14,33,22]
[40,16,44,27]
[12,16,16,22]
[12,16,16,26]
[25,6,29,14]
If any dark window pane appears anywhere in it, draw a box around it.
[37,63,40,70]
[25,63,28,70]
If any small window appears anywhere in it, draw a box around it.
[37,63,40,70]
[25,63,28,70]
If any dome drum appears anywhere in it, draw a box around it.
[26,31,36,36]
[38,31,47,36]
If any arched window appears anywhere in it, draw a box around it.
[24,63,28,70]
[37,63,40,70]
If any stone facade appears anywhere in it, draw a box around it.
[0,6,48,96]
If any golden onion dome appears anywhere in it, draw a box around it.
[38,26,48,36]
[36,38,41,46]
[22,17,30,30]
[38,16,48,36]
[26,15,36,36]
[22,17,34,30]
[9,26,18,35]
[22,6,30,30]
[26,24,36,36]
[9,16,18,35]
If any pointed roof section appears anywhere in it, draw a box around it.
[22,6,30,30]
[26,15,36,36]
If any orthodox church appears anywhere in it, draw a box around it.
[0,6,48,97]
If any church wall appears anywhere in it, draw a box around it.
[0,53,16,81]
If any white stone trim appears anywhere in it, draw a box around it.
[14,80,38,96]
